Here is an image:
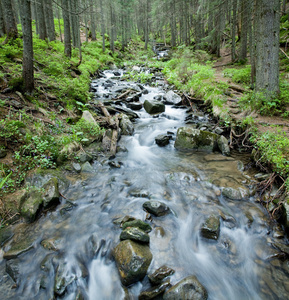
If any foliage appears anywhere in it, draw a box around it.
[162,48,226,107]
[251,130,289,187]
[223,65,251,85]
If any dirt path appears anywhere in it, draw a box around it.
[212,48,289,137]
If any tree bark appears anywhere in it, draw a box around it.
[100,0,105,52]
[0,0,6,37]
[61,0,72,57]
[19,0,34,93]
[239,0,249,61]
[89,0,96,40]
[2,0,18,40]
[36,0,47,40]
[231,0,238,61]
[255,0,280,96]
[44,0,56,41]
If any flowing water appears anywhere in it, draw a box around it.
[0,69,289,300]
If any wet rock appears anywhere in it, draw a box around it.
[42,177,60,208]
[143,201,171,217]
[113,215,136,226]
[200,215,220,240]
[6,258,20,282]
[129,189,151,198]
[60,201,78,216]
[81,162,94,173]
[175,127,230,155]
[148,265,175,285]
[144,99,165,115]
[120,114,134,135]
[214,127,224,135]
[164,91,182,105]
[0,148,7,158]
[0,227,14,246]
[54,262,76,296]
[4,236,34,260]
[108,160,122,168]
[20,189,44,222]
[155,134,171,147]
[81,110,97,125]
[41,238,63,251]
[110,105,139,120]
[114,240,153,286]
[72,162,82,173]
[163,275,208,300]
[120,227,150,243]
[222,187,249,200]
[282,201,289,231]
[77,151,93,163]
[217,135,230,156]
[139,280,171,299]
[122,219,152,233]
[113,71,121,76]
[127,102,143,111]
[271,241,289,257]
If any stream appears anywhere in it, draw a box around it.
[0,68,289,300]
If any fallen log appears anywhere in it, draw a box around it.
[98,102,117,128]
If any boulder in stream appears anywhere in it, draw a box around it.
[163,275,208,300]
[126,101,143,111]
[120,114,134,135]
[164,91,182,105]
[139,280,171,300]
[144,99,165,115]
[122,219,152,233]
[120,227,150,243]
[143,201,171,217]
[174,127,230,156]
[222,187,249,200]
[155,134,171,147]
[200,215,220,240]
[114,240,153,286]
[148,265,175,285]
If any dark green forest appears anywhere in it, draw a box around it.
[0,0,289,224]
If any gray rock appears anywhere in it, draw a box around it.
[143,201,171,217]
[0,227,14,246]
[148,265,175,285]
[6,258,20,282]
[81,162,94,173]
[72,162,82,173]
[222,187,249,200]
[120,227,150,243]
[41,237,63,251]
[42,177,60,208]
[0,148,7,158]
[114,240,153,286]
[126,102,143,111]
[155,134,171,147]
[77,151,93,163]
[4,233,34,260]
[282,201,289,230]
[81,110,97,125]
[122,219,152,233]
[200,215,220,240]
[108,160,122,168]
[144,99,165,115]
[174,127,230,155]
[164,91,182,105]
[139,280,170,300]
[163,275,208,300]
[214,127,224,135]
[217,135,230,156]
[120,114,134,135]
[60,142,80,157]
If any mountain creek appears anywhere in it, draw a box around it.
[0,68,289,300]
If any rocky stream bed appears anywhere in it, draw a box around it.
[0,68,289,299]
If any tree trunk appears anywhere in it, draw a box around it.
[2,0,18,40]
[0,0,6,37]
[44,0,55,41]
[61,0,72,57]
[100,0,105,52]
[31,0,38,35]
[89,0,96,40]
[19,0,34,93]
[239,0,249,61]
[36,0,47,40]
[57,0,63,42]
[255,0,280,96]
[231,0,238,61]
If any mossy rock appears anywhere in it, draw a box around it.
[114,240,153,286]
[144,99,165,115]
